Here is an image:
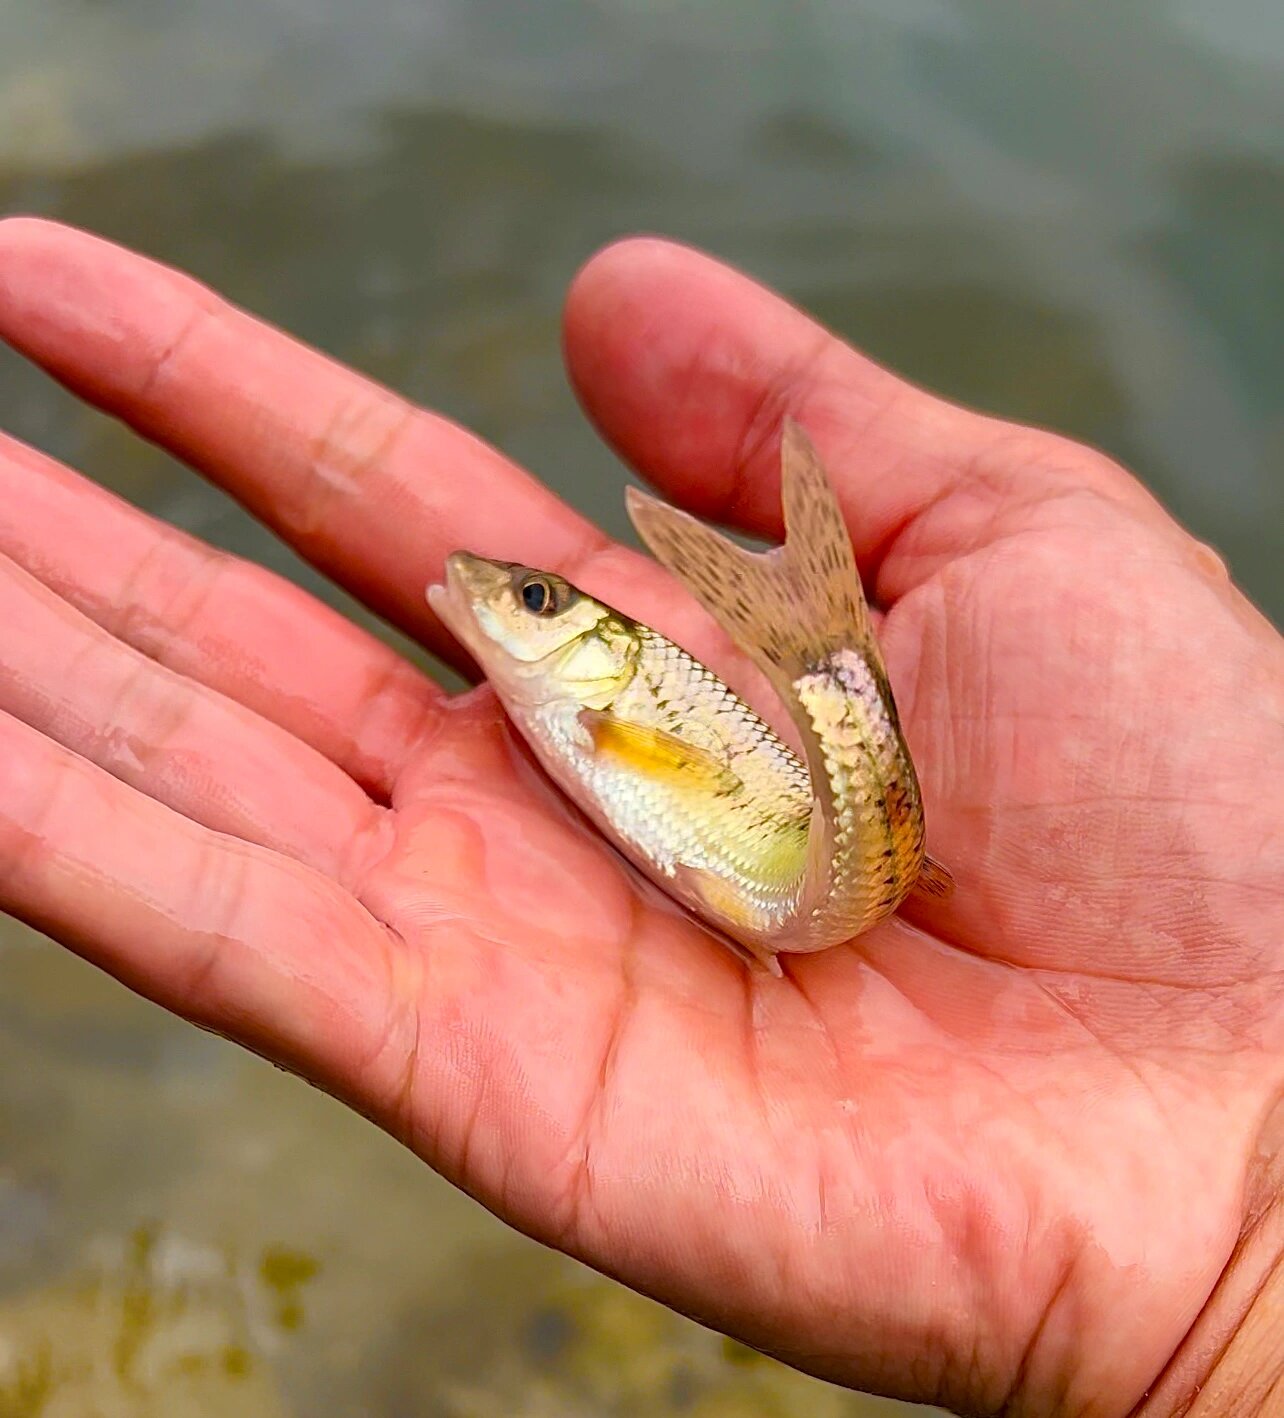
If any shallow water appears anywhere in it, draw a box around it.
[0,2,1280,1414]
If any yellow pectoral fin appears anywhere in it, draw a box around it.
[579,710,740,795]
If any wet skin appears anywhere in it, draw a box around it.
[0,219,1281,1416]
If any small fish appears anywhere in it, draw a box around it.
[427,420,951,975]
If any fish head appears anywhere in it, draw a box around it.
[428,552,633,706]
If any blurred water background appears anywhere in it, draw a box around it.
[0,1,1280,1414]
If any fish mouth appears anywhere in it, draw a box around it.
[426,551,498,649]
[440,550,514,598]
[426,551,533,670]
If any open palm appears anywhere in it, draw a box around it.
[1,220,1281,1418]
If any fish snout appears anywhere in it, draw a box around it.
[441,550,513,599]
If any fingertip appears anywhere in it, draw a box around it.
[0,217,82,329]
[0,213,76,255]
[563,236,707,398]
[565,234,707,324]
[0,217,216,411]
[0,216,129,307]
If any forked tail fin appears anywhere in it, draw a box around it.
[625,419,881,684]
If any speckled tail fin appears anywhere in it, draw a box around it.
[625,419,880,683]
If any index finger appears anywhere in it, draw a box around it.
[0,218,610,665]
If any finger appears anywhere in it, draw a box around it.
[0,217,609,663]
[563,238,1154,599]
[0,430,440,798]
[0,552,388,886]
[0,709,406,1108]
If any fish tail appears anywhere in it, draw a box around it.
[626,419,879,682]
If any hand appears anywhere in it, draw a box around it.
[1,219,1281,1417]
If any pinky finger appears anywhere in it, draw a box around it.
[0,710,410,1108]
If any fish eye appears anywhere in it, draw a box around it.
[519,575,558,616]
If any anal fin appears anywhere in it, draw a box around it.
[913,853,955,899]
[672,863,784,977]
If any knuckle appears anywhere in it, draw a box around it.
[288,389,418,544]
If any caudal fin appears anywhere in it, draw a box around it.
[625,419,879,682]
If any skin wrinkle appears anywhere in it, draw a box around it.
[1136,1185,1284,1417]
[335,802,398,898]
[935,649,1258,992]
[940,491,1109,598]
[909,1061,1086,1385]
[344,654,443,802]
[951,1038,1065,1140]
[367,921,425,1152]
[985,793,1269,813]
[1029,974,1180,1143]
[417,952,570,1223]
[735,975,778,1235]
[390,926,481,1170]
[917,1177,1005,1414]
[863,429,1094,598]
[0,717,68,896]
[735,941,769,1206]
[293,387,420,548]
[1004,1251,1082,1418]
[447,993,487,1204]
[864,442,981,596]
[130,299,217,404]
[379,788,627,1223]
[563,910,636,1251]
[1011,958,1264,993]
[1060,978,1269,1064]
[779,962,845,1084]
[112,523,223,656]
[955,1331,994,1418]
[172,841,254,1013]
[94,635,197,780]
[566,986,629,1253]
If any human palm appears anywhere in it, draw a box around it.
[1,220,1281,1418]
